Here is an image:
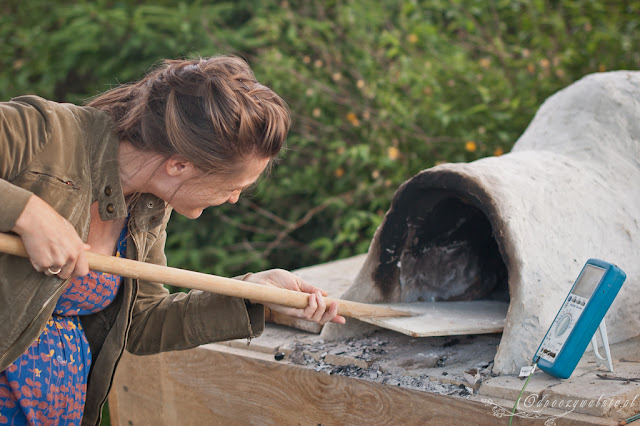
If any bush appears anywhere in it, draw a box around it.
[2,0,639,279]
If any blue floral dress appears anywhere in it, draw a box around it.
[0,225,128,425]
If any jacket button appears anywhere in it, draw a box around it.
[104,186,113,196]
[106,203,115,214]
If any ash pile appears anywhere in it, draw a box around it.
[277,329,500,397]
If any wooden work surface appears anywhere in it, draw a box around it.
[108,342,616,426]
[108,324,633,425]
[109,344,498,425]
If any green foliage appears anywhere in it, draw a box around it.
[2,0,639,282]
[0,0,254,102]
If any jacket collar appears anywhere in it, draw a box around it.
[89,113,128,221]
[88,112,167,231]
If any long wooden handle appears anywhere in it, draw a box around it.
[0,233,410,319]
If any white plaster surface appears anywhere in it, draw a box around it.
[322,71,640,375]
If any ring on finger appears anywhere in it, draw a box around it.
[47,266,63,275]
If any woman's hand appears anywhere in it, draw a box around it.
[243,269,346,325]
[12,194,90,279]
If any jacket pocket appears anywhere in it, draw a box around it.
[15,170,85,224]
[27,171,80,190]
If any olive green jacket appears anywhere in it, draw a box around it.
[0,96,265,425]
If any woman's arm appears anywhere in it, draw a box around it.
[126,227,265,354]
[0,97,89,278]
[126,226,343,355]
[0,98,49,233]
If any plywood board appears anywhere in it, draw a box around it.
[360,300,509,337]
[262,255,508,338]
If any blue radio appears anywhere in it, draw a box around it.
[533,259,626,379]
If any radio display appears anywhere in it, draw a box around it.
[572,264,605,299]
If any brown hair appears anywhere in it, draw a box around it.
[88,55,290,177]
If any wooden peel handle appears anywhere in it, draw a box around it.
[0,233,409,319]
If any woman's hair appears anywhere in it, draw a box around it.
[88,55,290,177]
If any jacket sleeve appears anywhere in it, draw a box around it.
[0,97,50,231]
[125,226,265,355]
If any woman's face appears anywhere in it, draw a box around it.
[164,156,270,219]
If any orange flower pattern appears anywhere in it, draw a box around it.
[0,224,128,425]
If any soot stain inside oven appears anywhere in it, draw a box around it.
[374,189,508,303]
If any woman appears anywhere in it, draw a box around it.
[0,55,344,425]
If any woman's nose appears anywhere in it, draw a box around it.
[228,190,241,204]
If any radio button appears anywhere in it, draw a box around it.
[555,314,571,337]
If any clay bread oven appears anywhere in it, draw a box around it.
[322,71,640,375]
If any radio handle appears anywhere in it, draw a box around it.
[591,319,614,372]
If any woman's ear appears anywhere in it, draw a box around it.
[164,156,197,179]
